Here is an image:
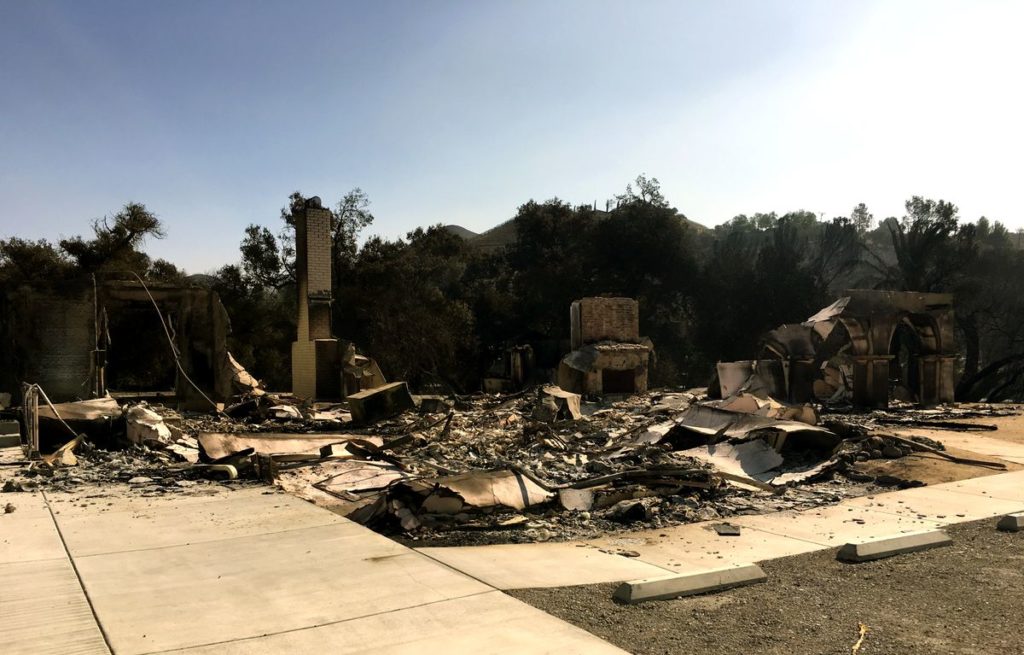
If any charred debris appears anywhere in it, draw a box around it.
[0,198,1014,545]
[1,284,1013,547]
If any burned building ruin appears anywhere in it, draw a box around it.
[0,277,236,408]
[718,290,957,409]
[557,297,652,395]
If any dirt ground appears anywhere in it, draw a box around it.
[510,519,1024,655]
[853,404,1024,485]
[853,447,1020,486]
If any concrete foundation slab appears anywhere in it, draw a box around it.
[417,542,674,589]
[836,529,952,562]
[613,564,767,603]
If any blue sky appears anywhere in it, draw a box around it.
[2,1,1021,272]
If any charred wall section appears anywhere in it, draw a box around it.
[0,278,233,407]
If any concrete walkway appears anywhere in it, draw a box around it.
[1,488,110,655]
[1,465,625,655]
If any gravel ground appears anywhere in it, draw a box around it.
[510,518,1024,655]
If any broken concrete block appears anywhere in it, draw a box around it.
[126,405,172,447]
[613,564,767,603]
[836,530,952,562]
[997,512,1024,532]
[541,386,582,420]
[319,443,352,459]
[713,523,741,537]
[558,488,595,511]
[532,396,560,423]
[347,382,416,424]
[268,405,303,420]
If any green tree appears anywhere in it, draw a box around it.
[240,189,374,292]
[336,226,476,391]
[882,196,977,292]
[0,238,72,286]
[59,202,165,275]
[615,174,669,208]
[850,203,874,233]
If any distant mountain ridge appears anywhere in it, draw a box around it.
[444,211,708,253]
[440,225,479,240]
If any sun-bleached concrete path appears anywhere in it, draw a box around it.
[0,454,625,655]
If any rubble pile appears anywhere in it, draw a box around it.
[238,387,887,544]
[4,379,1015,547]
[0,439,254,497]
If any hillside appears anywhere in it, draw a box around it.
[454,211,708,253]
[441,224,479,240]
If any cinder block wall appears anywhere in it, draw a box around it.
[17,291,94,401]
[573,297,640,345]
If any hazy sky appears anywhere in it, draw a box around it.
[2,1,1021,273]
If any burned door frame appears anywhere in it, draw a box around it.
[98,282,233,407]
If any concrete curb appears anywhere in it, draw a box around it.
[837,530,952,562]
[613,564,766,604]
[997,512,1024,532]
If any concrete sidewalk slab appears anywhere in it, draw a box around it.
[0,492,67,564]
[845,486,1024,522]
[159,591,628,655]
[417,542,674,589]
[0,558,110,655]
[53,487,344,556]
[732,505,942,547]
[590,520,822,572]
[72,522,492,654]
[940,470,1024,502]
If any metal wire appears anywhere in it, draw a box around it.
[129,272,222,413]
